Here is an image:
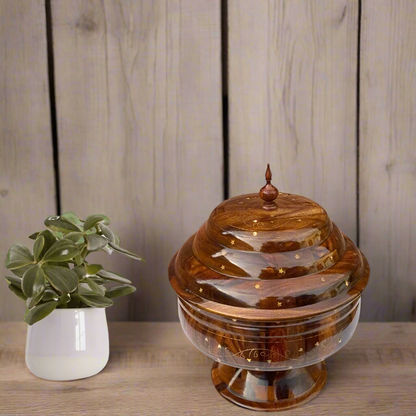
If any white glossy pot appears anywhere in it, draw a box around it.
[25,308,109,381]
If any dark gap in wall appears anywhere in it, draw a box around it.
[221,0,229,201]
[356,0,362,247]
[45,0,61,214]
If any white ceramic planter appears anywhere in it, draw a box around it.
[25,308,109,381]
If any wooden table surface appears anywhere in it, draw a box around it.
[0,322,415,415]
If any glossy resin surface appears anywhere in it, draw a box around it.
[178,297,361,371]
[169,165,370,411]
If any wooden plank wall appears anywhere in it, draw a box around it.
[51,0,223,321]
[0,0,415,322]
[0,0,56,321]
[360,0,416,321]
[228,0,359,241]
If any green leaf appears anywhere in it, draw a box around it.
[42,289,59,302]
[5,275,22,289]
[11,264,33,278]
[97,223,120,244]
[61,212,83,225]
[74,254,83,266]
[114,234,121,246]
[24,301,59,325]
[73,293,113,308]
[101,245,114,254]
[96,269,131,284]
[22,265,46,298]
[44,215,81,233]
[48,261,70,268]
[42,239,79,263]
[83,214,110,231]
[64,232,84,244]
[8,284,27,300]
[42,265,78,293]
[38,230,57,259]
[85,234,108,251]
[33,236,45,262]
[26,290,45,309]
[85,277,105,296]
[108,242,144,261]
[66,295,80,308]
[85,263,102,275]
[78,283,94,294]
[105,284,136,299]
[89,277,110,285]
[28,232,40,240]
[72,265,86,280]
[5,244,34,270]
[59,293,71,304]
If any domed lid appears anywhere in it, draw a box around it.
[169,165,369,321]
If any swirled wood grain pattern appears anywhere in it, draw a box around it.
[169,169,370,410]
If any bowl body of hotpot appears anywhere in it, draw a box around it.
[178,297,361,371]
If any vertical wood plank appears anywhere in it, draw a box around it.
[360,0,416,321]
[52,0,223,320]
[0,0,56,320]
[228,0,358,241]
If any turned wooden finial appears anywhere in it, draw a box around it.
[259,164,278,210]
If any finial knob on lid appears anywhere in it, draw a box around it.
[259,164,278,210]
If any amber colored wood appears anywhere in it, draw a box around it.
[212,361,327,411]
[169,170,369,410]
[0,0,56,321]
[170,189,369,319]
[360,0,416,321]
[51,0,223,321]
[259,164,279,211]
[228,0,359,242]
[0,322,415,415]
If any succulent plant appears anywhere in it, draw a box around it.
[4,213,143,325]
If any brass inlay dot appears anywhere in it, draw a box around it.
[220,265,225,270]
[232,319,237,322]
[230,240,235,245]
[246,358,251,362]
[255,284,260,289]
[297,219,302,222]
[205,337,208,342]
[267,360,271,364]
[321,277,326,282]
[299,348,303,352]
[199,288,203,293]
[217,344,221,349]
[315,342,320,347]
[295,254,300,259]
[345,281,349,287]
[253,220,258,223]
[253,232,257,236]
[339,339,342,343]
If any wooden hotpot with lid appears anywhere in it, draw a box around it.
[169,165,370,411]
